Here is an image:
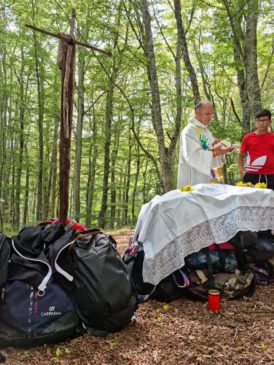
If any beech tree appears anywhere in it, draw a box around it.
[0,0,273,230]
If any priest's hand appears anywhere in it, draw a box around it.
[212,146,234,157]
[212,139,221,146]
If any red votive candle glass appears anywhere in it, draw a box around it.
[208,289,221,311]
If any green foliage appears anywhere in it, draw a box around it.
[0,0,272,230]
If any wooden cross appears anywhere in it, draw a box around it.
[26,9,111,225]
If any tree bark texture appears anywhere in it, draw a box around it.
[98,85,114,228]
[173,0,201,105]
[23,151,30,226]
[244,0,261,115]
[223,0,261,132]
[140,0,180,192]
[233,45,251,134]
[58,38,75,225]
[73,52,85,222]
[123,129,132,226]
[85,116,98,228]
[48,75,59,219]
[33,34,45,222]
[110,124,119,228]
[0,33,8,228]
[15,47,25,229]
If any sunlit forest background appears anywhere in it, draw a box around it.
[0,0,273,231]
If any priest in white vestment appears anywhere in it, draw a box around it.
[177,101,233,188]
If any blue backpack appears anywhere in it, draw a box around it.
[0,279,82,348]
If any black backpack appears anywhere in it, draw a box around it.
[0,233,11,288]
[55,230,138,335]
[0,224,83,348]
[8,224,72,291]
[10,223,137,336]
[229,231,258,250]
[246,231,274,262]
[229,230,274,284]
[123,240,155,302]
[151,269,189,302]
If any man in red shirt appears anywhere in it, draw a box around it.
[238,109,274,189]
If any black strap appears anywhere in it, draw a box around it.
[205,249,215,289]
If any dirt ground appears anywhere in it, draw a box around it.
[2,230,274,365]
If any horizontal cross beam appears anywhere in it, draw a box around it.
[26,24,112,57]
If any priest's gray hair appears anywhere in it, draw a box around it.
[194,100,213,111]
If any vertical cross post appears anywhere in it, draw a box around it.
[58,10,76,224]
[26,10,111,225]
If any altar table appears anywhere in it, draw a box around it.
[132,184,274,285]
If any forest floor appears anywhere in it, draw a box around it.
[2,229,274,365]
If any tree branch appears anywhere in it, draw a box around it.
[230,97,242,126]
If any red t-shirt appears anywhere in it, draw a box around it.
[240,132,274,174]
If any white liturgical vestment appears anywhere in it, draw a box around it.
[177,117,223,188]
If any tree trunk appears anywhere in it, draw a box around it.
[0,25,8,228]
[58,38,75,224]
[139,0,181,192]
[58,11,76,224]
[48,74,60,218]
[131,128,141,224]
[244,0,261,115]
[195,43,219,123]
[23,148,30,226]
[73,51,85,222]
[32,32,45,222]
[124,132,132,226]
[10,150,15,227]
[173,0,200,105]
[110,154,116,229]
[233,45,251,134]
[110,123,119,229]
[14,47,26,229]
[142,159,154,204]
[98,85,114,228]
[85,116,98,228]
[222,0,261,132]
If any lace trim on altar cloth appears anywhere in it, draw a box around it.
[142,206,274,285]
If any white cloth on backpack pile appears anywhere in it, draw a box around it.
[133,183,274,285]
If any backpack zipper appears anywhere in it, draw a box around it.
[54,240,75,281]
[11,239,52,293]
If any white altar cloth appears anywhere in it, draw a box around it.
[133,184,274,285]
